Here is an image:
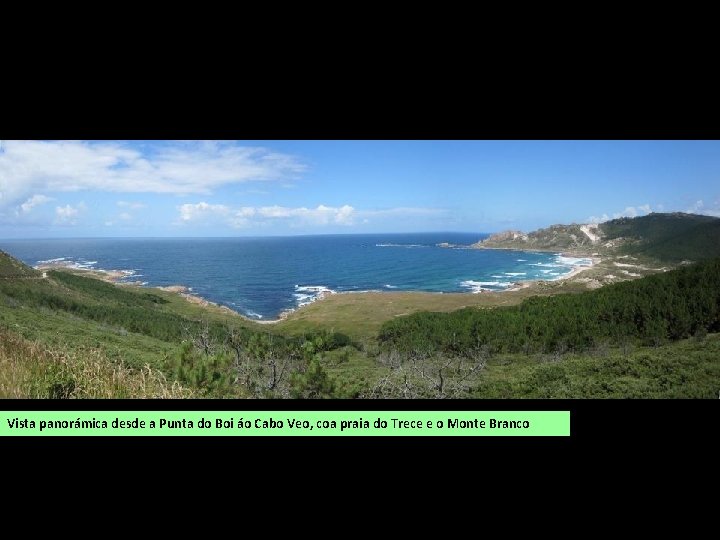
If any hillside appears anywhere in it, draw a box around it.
[472,212,720,263]
[473,223,601,251]
[0,250,358,398]
[1,237,719,398]
[0,249,41,279]
[601,213,720,262]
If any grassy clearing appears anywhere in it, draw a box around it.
[274,286,582,342]
[0,328,193,398]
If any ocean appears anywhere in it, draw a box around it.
[0,233,592,320]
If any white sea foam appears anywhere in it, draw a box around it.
[295,285,334,293]
[531,262,563,267]
[244,310,263,319]
[460,280,512,293]
[384,284,398,289]
[516,259,527,262]
[556,255,592,266]
[505,272,526,276]
[35,256,143,280]
[294,285,335,307]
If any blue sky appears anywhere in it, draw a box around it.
[0,140,718,238]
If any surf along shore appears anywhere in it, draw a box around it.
[34,250,602,336]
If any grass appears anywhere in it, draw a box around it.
[0,269,267,370]
[273,283,590,342]
[1,250,718,399]
[0,250,40,278]
[475,333,720,398]
[0,328,193,398]
[272,251,682,343]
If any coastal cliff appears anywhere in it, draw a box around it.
[472,223,601,251]
[472,212,720,263]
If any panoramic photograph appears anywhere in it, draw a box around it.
[0,139,718,398]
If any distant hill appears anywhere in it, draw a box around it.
[473,212,720,262]
[473,223,601,251]
[0,250,40,279]
[601,212,720,262]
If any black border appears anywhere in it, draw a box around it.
[2,399,717,463]
[2,91,718,474]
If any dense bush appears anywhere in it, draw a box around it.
[379,258,720,355]
[601,213,720,262]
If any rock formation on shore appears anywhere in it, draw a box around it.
[473,223,601,251]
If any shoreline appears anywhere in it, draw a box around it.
[36,251,600,324]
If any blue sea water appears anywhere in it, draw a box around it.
[0,234,592,320]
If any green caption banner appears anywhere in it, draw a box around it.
[0,411,570,436]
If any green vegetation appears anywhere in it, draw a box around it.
[475,224,595,250]
[0,249,40,278]
[472,212,720,264]
[0,328,193,398]
[0,270,236,352]
[473,334,720,398]
[0,255,357,398]
[379,257,720,355]
[1,213,719,399]
[602,213,720,262]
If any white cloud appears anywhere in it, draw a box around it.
[237,207,257,218]
[19,194,53,214]
[588,213,610,224]
[613,205,651,219]
[119,212,132,221]
[335,204,355,224]
[361,207,445,218]
[687,199,720,217]
[256,205,293,218]
[252,204,357,226]
[587,204,654,223]
[178,203,444,229]
[0,140,306,209]
[687,200,704,212]
[177,202,230,222]
[117,200,146,210]
[55,202,86,225]
[589,200,720,223]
